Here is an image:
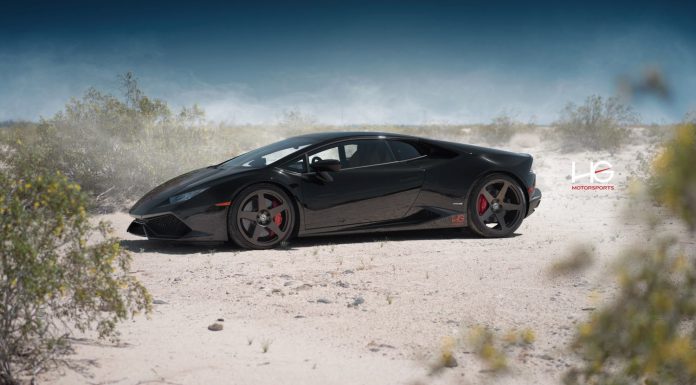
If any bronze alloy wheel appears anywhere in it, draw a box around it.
[468,174,526,237]
[228,184,295,249]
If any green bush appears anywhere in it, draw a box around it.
[0,169,151,385]
[554,95,637,152]
[651,123,696,230]
[565,123,696,385]
[1,73,246,211]
[470,113,523,145]
[566,238,696,385]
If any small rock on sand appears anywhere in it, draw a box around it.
[208,323,224,331]
[348,296,365,307]
[444,355,458,368]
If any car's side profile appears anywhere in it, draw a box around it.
[128,132,542,249]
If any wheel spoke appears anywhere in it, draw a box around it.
[257,192,267,210]
[481,187,495,203]
[269,204,288,216]
[251,223,266,240]
[480,207,494,222]
[497,182,509,200]
[238,211,257,221]
[495,212,508,230]
[267,222,282,236]
[501,202,523,211]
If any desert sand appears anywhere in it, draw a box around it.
[41,133,681,385]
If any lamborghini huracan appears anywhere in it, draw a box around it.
[128,132,541,249]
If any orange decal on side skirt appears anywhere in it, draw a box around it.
[451,214,465,224]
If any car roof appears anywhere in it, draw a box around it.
[291,131,419,142]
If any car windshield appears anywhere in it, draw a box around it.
[217,137,316,169]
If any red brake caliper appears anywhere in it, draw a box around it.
[478,194,489,215]
[270,200,282,236]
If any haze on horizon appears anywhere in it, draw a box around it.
[1,0,694,125]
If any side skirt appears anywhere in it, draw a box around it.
[297,207,467,238]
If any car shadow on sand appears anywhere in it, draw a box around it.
[120,228,520,255]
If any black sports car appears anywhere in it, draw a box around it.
[128,132,541,249]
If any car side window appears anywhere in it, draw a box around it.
[308,146,340,165]
[280,157,306,173]
[388,140,424,161]
[343,140,394,168]
[308,139,395,169]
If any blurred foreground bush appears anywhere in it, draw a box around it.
[554,95,637,152]
[566,238,696,385]
[0,169,151,384]
[652,123,696,230]
[566,123,696,385]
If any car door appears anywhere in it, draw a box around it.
[300,138,425,230]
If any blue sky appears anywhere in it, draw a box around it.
[1,0,694,124]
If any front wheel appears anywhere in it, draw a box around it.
[228,184,296,249]
[467,174,526,238]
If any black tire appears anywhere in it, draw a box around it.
[467,173,526,238]
[228,183,296,249]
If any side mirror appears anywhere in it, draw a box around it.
[310,159,341,172]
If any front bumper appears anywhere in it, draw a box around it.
[526,188,541,217]
[127,213,192,239]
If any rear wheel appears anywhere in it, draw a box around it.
[228,184,295,249]
[467,174,526,238]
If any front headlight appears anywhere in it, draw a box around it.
[169,188,207,205]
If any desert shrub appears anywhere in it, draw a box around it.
[427,326,535,377]
[554,95,637,152]
[1,73,242,211]
[685,109,696,124]
[470,113,521,145]
[651,123,696,229]
[277,109,318,134]
[642,123,677,145]
[565,123,696,385]
[565,238,696,385]
[0,169,151,385]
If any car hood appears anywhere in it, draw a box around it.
[129,166,249,216]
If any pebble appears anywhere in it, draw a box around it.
[444,355,458,368]
[208,323,223,331]
[349,296,365,307]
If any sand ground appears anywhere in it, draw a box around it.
[41,134,684,385]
